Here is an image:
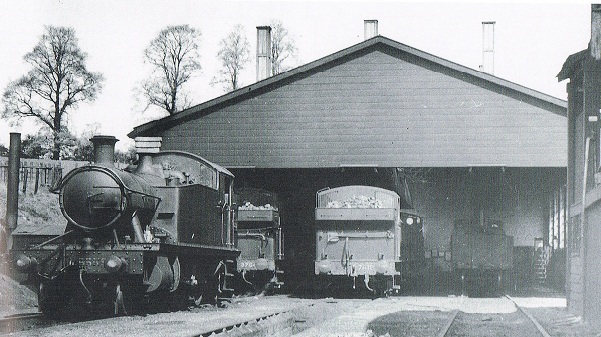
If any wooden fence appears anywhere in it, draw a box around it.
[0,158,90,194]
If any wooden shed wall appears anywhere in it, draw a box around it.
[158,46,566,168]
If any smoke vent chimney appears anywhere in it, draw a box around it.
[135,137,162,154]
[256,26,272,81]
[591,4,601,60]
[364,20,378,40]
[91,135,118,167]
[480,21,495,75]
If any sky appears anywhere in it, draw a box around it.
[0,1,593,150]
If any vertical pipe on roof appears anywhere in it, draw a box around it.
[256,26,272,81]
[481,21,495,75]
[364,20,378,40]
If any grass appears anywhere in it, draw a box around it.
[0,183,64,233]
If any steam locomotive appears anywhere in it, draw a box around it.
[313,185,425,296]
[11,136,239,318]
[234,188,284,293]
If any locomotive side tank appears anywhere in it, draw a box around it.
[314,185,423,296]
[234,188,284,293]
[11,136,239,318]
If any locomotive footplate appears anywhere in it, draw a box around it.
[160,242,240,259]
[12,243,160,276]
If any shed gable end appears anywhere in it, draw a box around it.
[160,48,566,168]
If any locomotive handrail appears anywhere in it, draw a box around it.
[315,187,331,208]
[31,229,74,249]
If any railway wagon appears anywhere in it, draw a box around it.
[314,185,424,296]
[10,136,239,318]
[234,188,284,293]
[450,220,514,296]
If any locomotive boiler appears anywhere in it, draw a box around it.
[234,188,284,293]
[313,185,424,296]
[11,136,239,318]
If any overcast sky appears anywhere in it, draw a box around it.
[0,1,593,150]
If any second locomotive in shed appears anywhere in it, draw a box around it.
[314,185,425,296]
[234,187,284,293]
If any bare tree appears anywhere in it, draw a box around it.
[212,24,251,92]
[2,26,104,160]
[270,19,298,75]
[141,24,202,115]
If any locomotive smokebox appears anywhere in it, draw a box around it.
[91,135,118,167]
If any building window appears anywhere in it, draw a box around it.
[549,185,566,250]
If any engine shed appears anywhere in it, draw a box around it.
[129,26,567,293]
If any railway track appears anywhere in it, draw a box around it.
[364,295,553,337]
[193,305,305,337]
[435,300,551,337]
[0,312,48,334]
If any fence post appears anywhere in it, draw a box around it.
[21,166,28,194]
[35,167,40,194]
[5,133,21,253]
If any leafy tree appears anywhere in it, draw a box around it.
[1,26,104,160]
[270,19,298,75]
[141,24,202,115]
[0,144,8,156]
[115,146,137,165]
[212,24,251,92]
[20,132,52,159]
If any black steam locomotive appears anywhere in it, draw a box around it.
[313,185,425,296]
[11,136,239,318]
[234,188,284,293]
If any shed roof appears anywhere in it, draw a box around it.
[129,35,567,168]
[130,35,566,137]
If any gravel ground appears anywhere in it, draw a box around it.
[3,276,601,337]
[1,295,370,337]
[0,271,38,318]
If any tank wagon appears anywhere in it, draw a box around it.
[314,185,424,296]
[234,188,284,293]
[10,136,239,318]
[451,219,513,296]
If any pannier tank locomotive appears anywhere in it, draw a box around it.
[11,136,239,317]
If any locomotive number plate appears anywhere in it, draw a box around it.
[352,263,375,275]
[78,257,106,271]
[238,260,256,270]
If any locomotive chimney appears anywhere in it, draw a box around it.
[256,26,272,81]
[91,135,118,167]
